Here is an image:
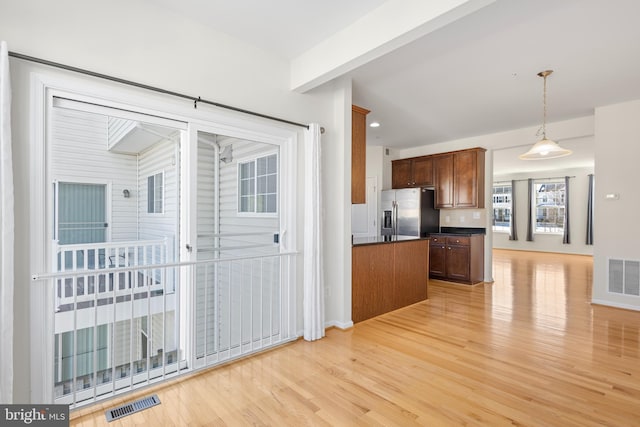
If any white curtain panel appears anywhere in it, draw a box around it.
[0,40,14,403]
[303,123,325,341]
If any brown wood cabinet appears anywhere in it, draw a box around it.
[352,105,370,204]
[392,148,484,208]
[429,234,484,285]
[433,154,454,208]
[434,148,485,209]
[428,235,447,277]
[392,156,433,188]
[352,239,429,323]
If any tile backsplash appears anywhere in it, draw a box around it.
[440,209,486,228]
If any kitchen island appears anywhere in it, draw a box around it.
[352,236,429,323]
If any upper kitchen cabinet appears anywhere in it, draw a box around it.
[434,147,486,209]
[391,156,433,188]
[352,105,370,204]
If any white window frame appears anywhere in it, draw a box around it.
[534,180,566,235]
[147,171,164,214]
[28,71,299,404]
[237,151,279,217]
[492,183,512,233]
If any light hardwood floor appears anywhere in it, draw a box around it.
[72,250,640,426]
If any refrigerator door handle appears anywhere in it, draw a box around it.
[394,201,398,236]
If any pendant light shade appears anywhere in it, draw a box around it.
[519,137,572,160]
[520,70,572,160]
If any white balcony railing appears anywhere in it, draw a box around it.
[32,251,297,409]
[52,238,171,312]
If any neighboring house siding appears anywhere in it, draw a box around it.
[195,134,281,256]
[137,138,179,260]
[51,106,138,242]
[194,133,281,358]
[218,135,279,257]
[197,136,217,260]
[195,136,216,357]
[217,136,281,350]
[107,117,136,150]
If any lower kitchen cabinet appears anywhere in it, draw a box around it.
[429,234,484,284]
[352,239,429,323]
[429,236,446,277]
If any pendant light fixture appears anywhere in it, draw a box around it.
[519,70,572,160]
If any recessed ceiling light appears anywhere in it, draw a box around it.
[369,122,380,128]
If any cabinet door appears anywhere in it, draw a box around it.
[429,242,447,277]
[392,159,412,189]
[434,154,454,208]
[446,245,470,281]
[351,105,369,204]
[412,157,433,186]
[453,150,478,208]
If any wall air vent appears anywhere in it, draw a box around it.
[609,258,640,296]
[105,394,161,422]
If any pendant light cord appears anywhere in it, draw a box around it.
[542,73,547,139]
[537,69,553,140]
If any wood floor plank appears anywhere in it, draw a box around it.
[71,250,640,426]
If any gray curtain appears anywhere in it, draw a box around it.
[586,174,594,245]
[526,178,534,241]
[563,176,571,244]
[509,179,518,241]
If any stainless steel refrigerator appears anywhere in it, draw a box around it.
[381,188,440,237]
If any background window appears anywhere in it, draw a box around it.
[147,172,163,213]
[535,181,565,233]
[238,153,277,214]
[492,184,512,232]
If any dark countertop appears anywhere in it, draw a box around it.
[352,235,428,246]
[433,227,486,236]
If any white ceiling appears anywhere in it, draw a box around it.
[150,0,387,59]
[149,0,640,175]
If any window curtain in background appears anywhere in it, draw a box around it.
[586,174,594,245]
[526,178,534,241]
[563,176,571,244]
[509,179,518,241]
[0,40,14,404]
[303,123,325,341]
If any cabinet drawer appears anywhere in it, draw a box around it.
[430,236,446,245]
[446,236,470,246]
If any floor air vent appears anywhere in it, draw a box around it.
[609,258,640,296]
[105,394,161,422]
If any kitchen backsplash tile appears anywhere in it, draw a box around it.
[441,209,486,228]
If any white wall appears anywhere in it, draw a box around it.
[593,99,640,310]
[2,0,342,402]
[320,77,352,329]
[353,145,385,237]
[493,167,594,255]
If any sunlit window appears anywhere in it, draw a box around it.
[492,184,512,232]
[535,181,565,233]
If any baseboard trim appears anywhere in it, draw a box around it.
[592,299,640,312]
[325,320,354,330]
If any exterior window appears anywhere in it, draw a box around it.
[238,153,278,214]
[535,181,565,233]
[147,172,163,213]
[492,184,512,232]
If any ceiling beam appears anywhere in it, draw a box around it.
[290,0,496,93]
